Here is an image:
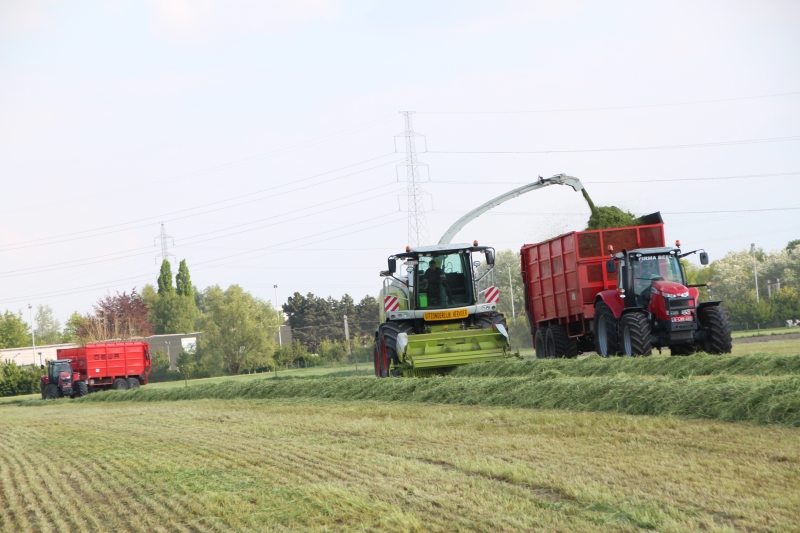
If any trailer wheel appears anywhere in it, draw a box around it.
[112,378,128,390]
[43,383,60,400]
[74,381,89,397]
[546,326,578,358]
[534,328,547,359]
[698,306,733,354]
[126,378,140,390]
[620,313,652,357]
[594,302,620,357]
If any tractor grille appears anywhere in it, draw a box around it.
[665,297,693,314]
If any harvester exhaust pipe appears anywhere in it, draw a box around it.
[438,174,584,245]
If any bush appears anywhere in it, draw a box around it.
[0,362,44,396]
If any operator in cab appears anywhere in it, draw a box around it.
[634,259,664,307]
[421,259,449,306]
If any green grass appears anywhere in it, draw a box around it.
[732,326,800,338]
[452,352,800,378]
[59,368,799,426]
[1,399,798,532]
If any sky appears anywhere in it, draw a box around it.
[1,0,799,326]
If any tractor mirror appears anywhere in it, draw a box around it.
[699,252,709,265]
[606,260,617,274]
[486,250,495,265]
[40,364,45,370]
[388,258,396,273]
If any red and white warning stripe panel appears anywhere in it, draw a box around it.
[384,295,400,312]
[484,286,500,303]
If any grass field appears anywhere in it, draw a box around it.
[2,337,799,531]
[1,399,799,532]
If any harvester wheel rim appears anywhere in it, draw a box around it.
[373,342,380,377]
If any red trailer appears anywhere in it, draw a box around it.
[57,341,152,392]
[521,213,732,357]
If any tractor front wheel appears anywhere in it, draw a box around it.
[534,328,547,359]
[698,306,733,354]
[594,302,620,357]
[74,381,89,397]
[620,313,652,357]
[43,383,60,400]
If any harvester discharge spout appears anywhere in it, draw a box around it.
[438,174,584,245]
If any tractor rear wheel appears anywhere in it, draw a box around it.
[620,313,652,357]
[43,383,60,400]
[534,328,547,359]
[127,378,140,390]
[546,325,579,358]
[698,306,733,354]
[112,378,128,390]
[74,381,88,397]
[594,302,620,357]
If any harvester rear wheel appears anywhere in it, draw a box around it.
[534,328,547,359]
[74,381,88,397]
[546,325,578,359]
[112,378,128,390]
[375,322,413,378]
[43,383,60,400]
[698,306,733,354]
[594,302,620,357]
[620,312,652,357]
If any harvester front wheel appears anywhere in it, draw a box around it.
[375,322,413,378]
[698,306,733,354]
[534,328,547,359]
[620,312,652,357]
[546,325,578,359]
[594,302,620,357]
[473,312,508,333]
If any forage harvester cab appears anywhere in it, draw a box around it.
[375,242,518,377]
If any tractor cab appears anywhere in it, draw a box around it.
[620,248,687,309]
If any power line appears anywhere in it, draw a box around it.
[417,91,800,114]
[427,136,800,155]
[427,171,800,186]
[0,114,400,217]
[0,153,402,252]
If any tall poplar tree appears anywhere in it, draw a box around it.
[157,259,174,295]
[176,260,193,298]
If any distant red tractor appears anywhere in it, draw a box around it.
[521,213,732,357]
[41,341,152,399]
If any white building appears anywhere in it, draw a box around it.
[0,343,79,367]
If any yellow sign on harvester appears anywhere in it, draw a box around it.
[423,308,469,321]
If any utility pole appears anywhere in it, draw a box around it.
[507,265,516,319]
[750,243,759,302]
[343,315,355,370]
[28,304,36,367]
[398,111,429,247]
[154,222,175,264]
[274,285,282,347]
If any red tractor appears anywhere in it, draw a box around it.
[40,359,88,399]
[596,242,732,356]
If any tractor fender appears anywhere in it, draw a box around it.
[697,300,722,310]
[595,290,625,319]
